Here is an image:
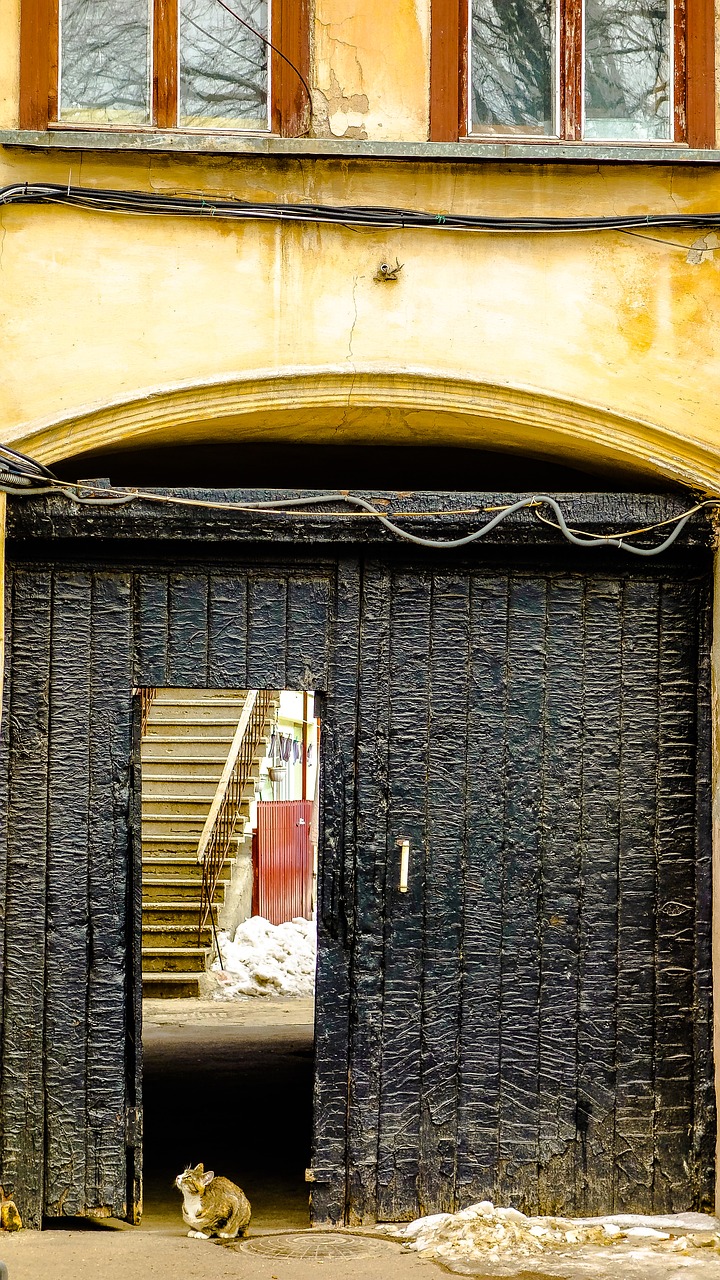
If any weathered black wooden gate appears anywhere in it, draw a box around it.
[0,492,713,1229]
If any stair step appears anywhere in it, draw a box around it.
[142,878,227,903]
[141,793,218,803]
[142,947,209,974]
[143,862,231,881]
[143,924,213,947]
[143,901,217,925]
[142,973,202,999]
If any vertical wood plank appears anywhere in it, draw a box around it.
[693,576,715,1207]
[653,581,698,1210]
[0,569,10,1103]
[419,572,469,1213]
[154,0,178,127]
[272,0,311,136]
[497,576,546,1212]
[430,0,463,140]
[44,573,92,1216]
[247,576,287,689]
[456,574,508,1206]
[346,565,391,1223]
[87,573,134,1218]
[560,0,583,138]
[376,570,432,1221]
[536,577,584,1213]
[134,575,168,686]
[19,0,53,128]
[686,0,715,147]
[576,578,622,1215]
[1,570,52,1227]
[167,573,209,686]
[612,579,659,1213]
[208,575,248,689]
[311,558,359,1224]
[286,576,331,691]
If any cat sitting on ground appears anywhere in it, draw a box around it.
[175,1163,251,1240]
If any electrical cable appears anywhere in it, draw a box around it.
[0,454,714,556]
[211,0,313,112]
[4,182,720,236]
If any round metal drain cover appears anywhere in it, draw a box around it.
[242,1232,385,1259]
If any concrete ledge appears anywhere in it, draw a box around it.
[2,128,720,165]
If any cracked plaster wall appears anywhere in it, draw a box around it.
[312,0,429,141]
[0,146,720,488]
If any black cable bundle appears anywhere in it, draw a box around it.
[2,182,720,234]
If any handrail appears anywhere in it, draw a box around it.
[197,688,274,933]
[138,686,158,736]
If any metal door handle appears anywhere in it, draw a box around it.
[396,838,410,892]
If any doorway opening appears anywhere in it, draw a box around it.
[138,687,320,1234]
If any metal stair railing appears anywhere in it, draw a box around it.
[197,689,273,934]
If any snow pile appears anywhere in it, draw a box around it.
[398,1202,720,1265]
[210,915,316,998]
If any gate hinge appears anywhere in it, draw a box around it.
[126,1107,143,1148]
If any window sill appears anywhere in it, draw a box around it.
[2,128,720,164]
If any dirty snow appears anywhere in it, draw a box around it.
[209,915,316,998]
[393,1201,720,1272]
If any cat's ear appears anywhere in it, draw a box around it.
[201,1171,214,1186]
[193,1163,204,1176]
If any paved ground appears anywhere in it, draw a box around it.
[3,998,720,1280]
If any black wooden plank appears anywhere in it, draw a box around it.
[497,575,546,1212]
[536,576,584,1214]
[0,572,12,1115]
[653,581,698,1211]
[134,575,168,686]
[247,576,287,690]
[612,578,659,1213]
[311,557,359,1224]
[208,574,248,689]
[692,577,714,1208]
[346,564,391,1224]
[376,570,432,1222]
[575,577,622,1215]
[87,573,134,1218]
[456,574,508,1206]
[419,572,469,1214]
[286,576,331,692]
[1,570,52,1227]
[44,573,92,1216]
[167,573,209,686]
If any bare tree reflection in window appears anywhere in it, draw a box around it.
[585,0,671,139]
[470,0,554,135]
[60,0,151,124]
[180,0,269,128]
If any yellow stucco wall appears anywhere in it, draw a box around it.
[1,0,720,490]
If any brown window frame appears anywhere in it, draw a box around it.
[430,0,715,148]
[20,0,310,137]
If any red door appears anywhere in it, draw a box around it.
[253,800,314,924]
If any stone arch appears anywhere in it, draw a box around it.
[9,366,720,492]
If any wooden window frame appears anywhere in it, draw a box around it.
[20,0,309,137]
[430,0,715,148]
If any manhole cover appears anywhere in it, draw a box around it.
[242,1231,386,1259]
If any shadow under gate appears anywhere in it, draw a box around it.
[0,489,714,1229]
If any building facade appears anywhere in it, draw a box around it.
[0,0,720,1231]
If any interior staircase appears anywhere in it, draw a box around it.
[141,688,278,998]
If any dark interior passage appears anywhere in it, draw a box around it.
[142,1013,314,1233]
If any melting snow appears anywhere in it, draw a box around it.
[209,915,316,998]
[396,1201,720,1266]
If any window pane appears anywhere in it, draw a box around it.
[59,0,150,125]
[585,0,672,139]
[470,0,555,135]
[179,0,269,129]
